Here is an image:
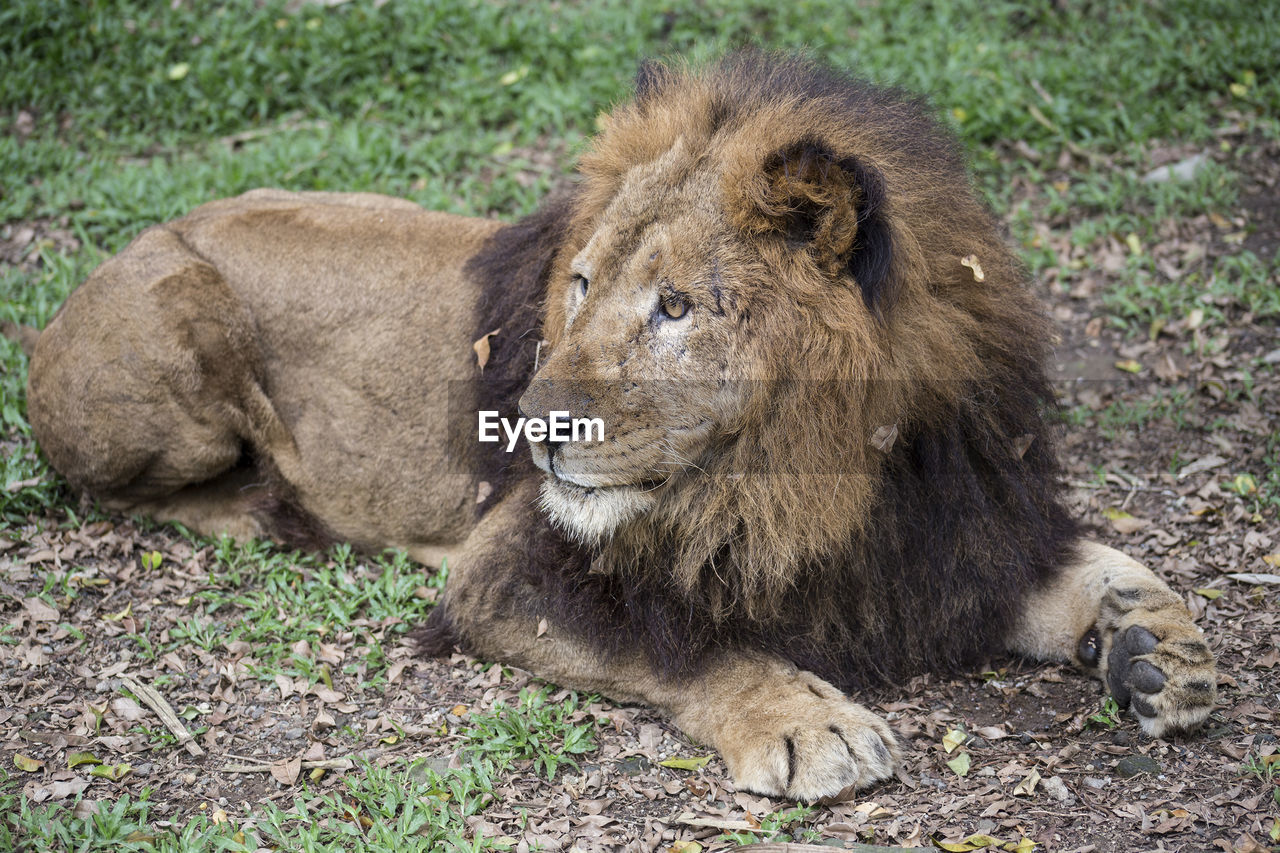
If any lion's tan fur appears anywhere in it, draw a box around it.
[526,58,1052,616]
[20,55,1217,801]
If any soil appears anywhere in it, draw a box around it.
[2,139,1278,851]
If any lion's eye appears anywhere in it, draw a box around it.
[573,274,589,297]
[659,294,689,321]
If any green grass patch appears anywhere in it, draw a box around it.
[4,0,1278,531]
[1,685,599,851]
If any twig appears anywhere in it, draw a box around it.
[220,758,354,774]
[120,675,204,757]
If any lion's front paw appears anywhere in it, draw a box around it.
[715,673,899,802]
[1094,610,1216,737]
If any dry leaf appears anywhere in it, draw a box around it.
[270,756,302,785]
[473,328,501,372]
[1177,454,1228,480]
[659,755,712,771]
[1013,768,1041,796]
[869,423,899,454]
[946,752,971,777]
[942,728,968,754]
[23,597,59,622]
[1103,507,1149,535]
[960,254,985,281]
[1227,572,1280,585]
[14,754,43,772]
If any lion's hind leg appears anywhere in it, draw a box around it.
[1007,541,1216,736]
[27,225,275,541]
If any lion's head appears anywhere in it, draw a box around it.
[512,54,1058,618]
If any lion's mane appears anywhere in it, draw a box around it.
[440,53,1078,690]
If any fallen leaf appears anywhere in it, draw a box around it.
[1103,508,1149,535]
[1013,768,1041,796]
[270,756,302,786]
[659,755,712,771]
[167,62,190,81]
[14,754,43,772]
[46,778,90,800]
[473,328,501,372]
[23,597,59,622]
[1114,359,1143,374]
[1177,454,1228,480]
[942,728,968,754]
[309,685,343,703]
[947,752,971,777]
[936,832,1006,850]
[1228,573,1280,585]
[1193,588,1224,600]
[89,762,132,781]
[67,752,101,769]
[103,603,132,622]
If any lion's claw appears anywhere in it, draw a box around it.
[714,672,899,802]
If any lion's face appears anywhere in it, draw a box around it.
[519,145,767,543]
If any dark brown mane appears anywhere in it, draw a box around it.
[443,52,1079,688]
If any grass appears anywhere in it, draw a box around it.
[2,686,597,852]
[3,0,1279,519]
[2,0,1279,849]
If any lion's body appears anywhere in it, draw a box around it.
[29,190,491,555]
[25,55,1217,801]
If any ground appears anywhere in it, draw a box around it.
[2,1,1279,851]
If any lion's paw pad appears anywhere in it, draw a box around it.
[1104,622,1215,737]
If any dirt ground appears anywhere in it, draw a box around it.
[2,141,1278,852]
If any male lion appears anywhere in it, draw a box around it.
[24,54,1215,800]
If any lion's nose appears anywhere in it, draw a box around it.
[517,400,568,462]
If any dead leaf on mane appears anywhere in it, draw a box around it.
[960,254,985,281]
[473,328,501,372]
[870,423,899,453]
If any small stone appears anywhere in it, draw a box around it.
[283,728,304,740]
[1084,776,1107,789]
[133,763,153,777]
[1115,755,1161,778]
[1041,775,1073,803]
[617,755,651,776]
[1111,730,1132,746]
[1141,153,1209,184]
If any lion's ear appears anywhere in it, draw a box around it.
[736,138,897,319]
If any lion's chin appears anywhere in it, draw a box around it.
[538,476,655,544]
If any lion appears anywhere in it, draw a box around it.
[23,53,1215,801]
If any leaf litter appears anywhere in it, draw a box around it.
[2,133,1280,853]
